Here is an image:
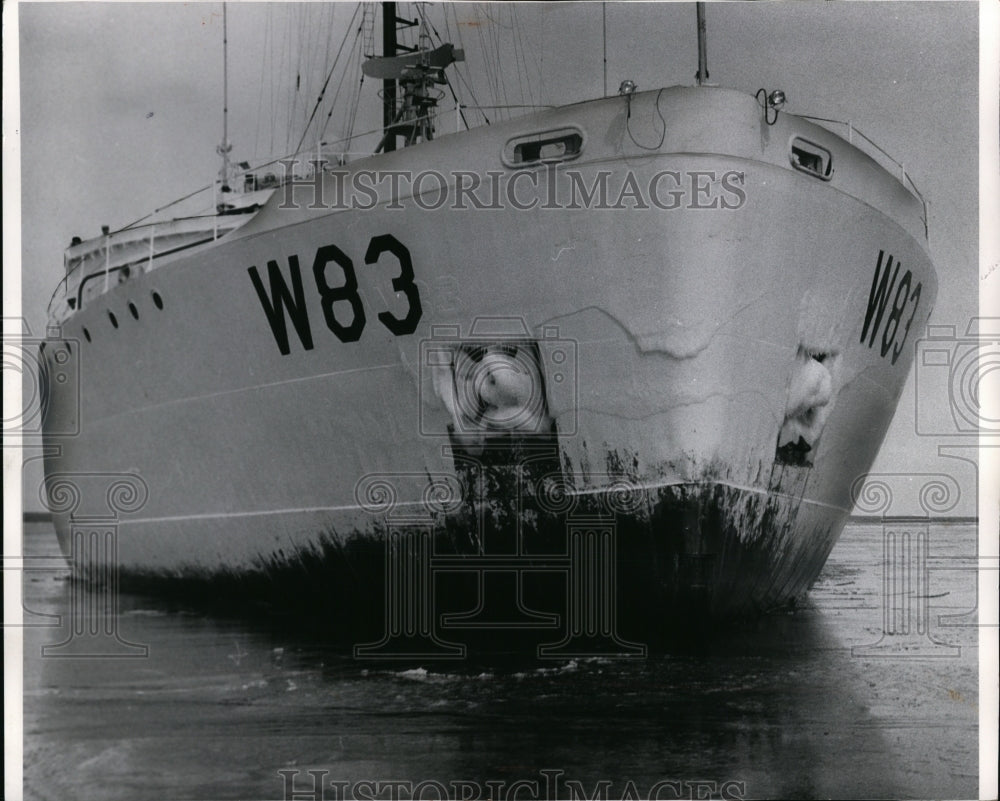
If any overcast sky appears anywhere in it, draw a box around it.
[8,1,990,513]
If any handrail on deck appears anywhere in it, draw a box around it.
[47,222,235,323]
[47,106,468,324]
[799,114,929,238]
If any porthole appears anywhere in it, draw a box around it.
[152,291,164,310]
[129,302,139,319]
[789,137,833,180]
[108,311,119,329]
[503,127,585,168]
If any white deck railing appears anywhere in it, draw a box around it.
[799,114,929,238]
[47,213,250,325]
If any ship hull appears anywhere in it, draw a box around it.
[39,88,936,636]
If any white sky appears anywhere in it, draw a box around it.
[7,1,992,514]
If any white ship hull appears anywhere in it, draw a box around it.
[40,88,936,635]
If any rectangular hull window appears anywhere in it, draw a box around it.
[790,137,833,180]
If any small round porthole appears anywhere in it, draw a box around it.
[129,302,139,319]
[152,291,163,310]
[108,311,119,329]
[83,328,92,342]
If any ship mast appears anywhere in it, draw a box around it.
[382,2,397,152]
[366,3,463,153]
[217,2,233,194]
[695,2,709,86]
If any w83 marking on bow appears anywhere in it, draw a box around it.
[248,234,423,355]
[860,249,922,366]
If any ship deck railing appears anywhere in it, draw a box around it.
[46,213,251,325]
[799,114,929,237]
[43,135,427,327]
[44,104,493,327]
